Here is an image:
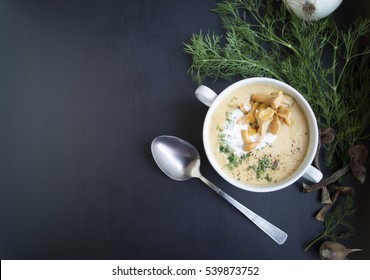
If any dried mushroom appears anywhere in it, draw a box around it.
[237,112,256,124]
[348,144,368,165]
[248,125,257,136]
[237,91,293,152]
[244,142,259,152]
[268,114,281,135]
[239,103,248,114]
[277,107,291,126]
[316,183,355,222]
[328,185,356,195]
[241,129,258,151]
[281,95,295,107]
[320,127,336,144]
[251,91,283,109]
[321,186,332,204]
[314,127,336,171]
[348,144,368,184]
[315,191,339,221]
[256,107,275,145]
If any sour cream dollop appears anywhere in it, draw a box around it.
[222,109,277,156]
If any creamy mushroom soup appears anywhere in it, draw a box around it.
[208,84,309,186]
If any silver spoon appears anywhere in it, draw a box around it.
[151,135,288,245]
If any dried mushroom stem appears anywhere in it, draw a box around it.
[303,165,350,193]
[321,186,332,204]
[314,136,322,171]
[328,185,356,195]
[315,190,340,222]
[316,184,355,222]
[314,127,335,170]
[314,128,336,171]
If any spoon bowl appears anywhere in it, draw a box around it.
[151,135,288,245]
[151,136,200,181]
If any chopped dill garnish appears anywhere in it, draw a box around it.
[265,174,272,182]
[225,111,233,125]
[227,153,241,170]
[258,156,271,171]
[227,96,239,108]
[218,131,250,170]
[271,159,279,171]
[240,153,250,160]
[219,143,231,154]
[249,155,276,181]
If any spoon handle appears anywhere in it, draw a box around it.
[199,176,288,245]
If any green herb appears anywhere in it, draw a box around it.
[265,174,272,182]
[225,111,233,125]
[225,150,249,170]
[249,155,275,181]
[183,0,370,169]
[304,197,356,251]
[218,132,250,170]
[219,134,231,154]
[219,143,231,154]
[227,96,239,108]
[240,153,250,160]
[227,153,242,169]
[271,159,279,171]
[258,156,271,170]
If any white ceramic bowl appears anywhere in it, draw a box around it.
[196,77,323,192]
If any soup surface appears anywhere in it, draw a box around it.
[208,84,309,186]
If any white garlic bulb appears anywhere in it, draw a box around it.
[283,0,343,21]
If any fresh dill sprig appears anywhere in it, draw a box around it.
[183,0,370,169]
[304,197,356,251]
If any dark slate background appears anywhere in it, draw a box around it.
[0,0,369,259]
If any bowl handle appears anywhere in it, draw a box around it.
[195,85,218,107]
[303,165,323,183]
